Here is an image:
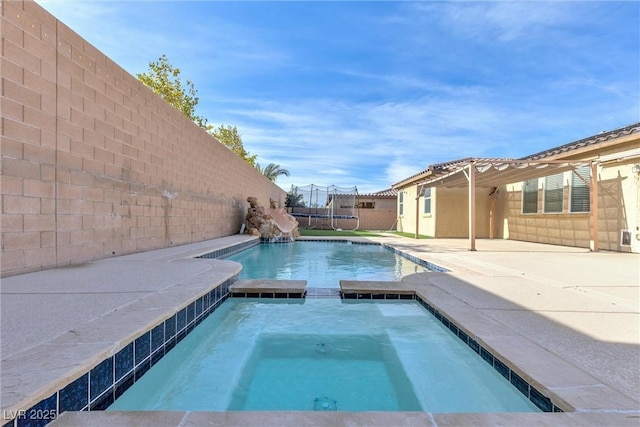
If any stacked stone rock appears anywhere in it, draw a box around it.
[245,197,299,239]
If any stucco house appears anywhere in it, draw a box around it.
[392,123,640,253]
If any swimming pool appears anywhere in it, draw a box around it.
[225,241,432,288]
[109,298,539,413]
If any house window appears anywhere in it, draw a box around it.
[423,187,432,214]
[522,178,538,214]
[570,165,590,213]
[544,173,563,213]
[399,192,404,215]
[357,202,375,209]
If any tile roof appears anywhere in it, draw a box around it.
[393,122,639,188]
[522,122,640,161]
[360,188,397,197]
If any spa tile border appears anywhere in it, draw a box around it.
[7,277,235,427]
[6,239,258,427]
[195,239,259,259]
[413,294,562,413]
[259,236,295,244]
[381,244,449,272]
[341,290,564,414]
[230,291,306,299]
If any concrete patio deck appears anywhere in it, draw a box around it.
[1,235,638,426]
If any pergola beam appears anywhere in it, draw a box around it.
[414,159,594,251]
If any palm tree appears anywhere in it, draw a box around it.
[256,163,290,182]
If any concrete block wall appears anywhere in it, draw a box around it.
[1,0,285,277]
[358,209,397,231]
[503,184,592,249]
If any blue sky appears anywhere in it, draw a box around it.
[38,1,639,194]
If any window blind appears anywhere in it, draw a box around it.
[522,178,538,214]
[544,173,563,213]
[570,165,590,213]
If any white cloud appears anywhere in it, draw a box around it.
[37,0,639,195]
[424,2,574,42]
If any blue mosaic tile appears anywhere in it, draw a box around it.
[480,348,494,366]
[176,329,187,344]
[89,389,114,411]
[165,336,176,353]
[165,314,176,340]
[530,387,553,412]
[151,324,164,353]
[150,349,164,367]
[196,296,204,317]
[448,322,459,335]
[134,359,150,380]
[114,373,134,400]
[468,339,480,354]
[115,342,133,382]
[59,373,88,412]
[176,308,186,332]
[494,358,510,380]
[510,372,530,397]
[187,302,195,324]
[90,357,113,401]
[457,329,469,345]
[15,393,57,427]
[134,331,151,366]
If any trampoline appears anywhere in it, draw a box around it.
[288,184,360,231]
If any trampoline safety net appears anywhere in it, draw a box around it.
[287,184,360,231]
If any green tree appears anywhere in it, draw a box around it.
[137,54,207,128]
[256,163,290,182]
[285,191,305,208]
[138,55,258,166]
[210,124,257,166]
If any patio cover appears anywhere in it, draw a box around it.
[414,159,597,251]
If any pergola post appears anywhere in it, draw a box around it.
[414,183,421,239]
[468,163,476,251]
[589,161,599,251]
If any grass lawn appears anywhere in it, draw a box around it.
[297,229,433,239]
[298,229,386,237]
[388,231,433,239]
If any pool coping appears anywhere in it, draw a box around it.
[2,236,638,426]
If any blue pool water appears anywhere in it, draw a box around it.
[109,299,540,413]
[226,241,430,288]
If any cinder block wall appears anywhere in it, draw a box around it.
[502,185,591,248]
[1,1,285,277]
[358,209,397,231]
